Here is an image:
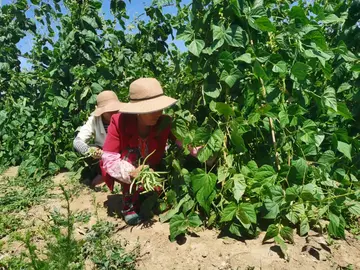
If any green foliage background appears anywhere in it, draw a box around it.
[1,0,360,247]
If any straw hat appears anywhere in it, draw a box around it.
[93,90,124,117]
[119,78,177,114]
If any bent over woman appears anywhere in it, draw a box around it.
[100,78,199,225]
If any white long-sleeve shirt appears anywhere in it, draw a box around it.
[73,115,108,154]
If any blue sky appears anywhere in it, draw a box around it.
[1,0,190,70]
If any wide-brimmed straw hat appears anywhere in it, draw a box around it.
[118,78,177,114]
[93,90,124,117]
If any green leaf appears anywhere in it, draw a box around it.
[188,39,205,57]
[254,17,276,32]
[208,129,224,152]
[230,0,242,18]
[263,224,279,243]
[219,51,234,70]
[291,62,311,80]
[212,24,225,40]
[338,83,351,93]
[232,174,246,203]
[191,170,217,214]
[169,213,187,241]
[253,61,269,81]
[177,26,194,42]
[322,14,344,24]
[278,110,289,127]
[220,68,241,88]
[289,6,309,24]
[285,187,299,202]
[300,217,310,236]
[272,61,287,73]
[336,102,353,120]
[348,202,360,216]
[220,202,237,222]
[0,111,8,126]
[254,165,277,184]
[231,129,246,153]
[197,147,212,163]
[274,235,289,261]
[248,112,261,125]
[224,25,247,48]
[234,53,252,64]
[322,87,337,112]
[293,158,308,177]
[0,62,10,71]
[214,102,235,117]
[280,226,294,244]
[159,194,190,223]
[318,150,336,165]
[48,162,60,174]
[188,213,202,227]
[91,82,103,93]
[53,96,69,108]
[328,212,345,238]
[236,203,256,229]
[351,64,360,72]
[337,141,352,161]
[229,223,242,237]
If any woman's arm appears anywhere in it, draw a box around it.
[73,116,95,155]
[101,114,135,190]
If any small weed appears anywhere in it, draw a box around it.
[83,220,139,270]
[74,210,91,223]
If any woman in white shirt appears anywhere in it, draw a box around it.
[73,90,123,186]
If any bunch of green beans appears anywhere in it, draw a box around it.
[130,150,168,194]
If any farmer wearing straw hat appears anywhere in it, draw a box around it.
[100,78,201,225]
[73,90,124,186]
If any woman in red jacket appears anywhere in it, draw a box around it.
[100,78,199,225]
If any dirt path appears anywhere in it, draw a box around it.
[1,168,360,270]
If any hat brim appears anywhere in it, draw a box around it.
[118,95,177,114]
[93,100,124,116]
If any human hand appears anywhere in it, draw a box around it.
[88,147,103,159]
[129,165,149,179]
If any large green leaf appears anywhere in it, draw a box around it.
[262,224,279,243]
[272,61,287,73]
[232,174,246,203]
[322,87,337,112]
[230,129,247,153]
[220,68,241,87]
[191,170,217,214]
[254,17,276,32]
[337,141,352,161]
[291,62,310,80]
[212,24,225,40]
[159,194,190,223]
[177,25,194,41]
[224,25,247,48]
[289,6,309,24]
[220,202,237,222]
[230,0,242,18]
[169,213,187,241]
[236,203,256,229]
[328,212,345,238]
[208,129,224,152]
[188,39,205,57]
[234,53,252,64]
[280,226,294,244]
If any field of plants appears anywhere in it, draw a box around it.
[1,0,360,269]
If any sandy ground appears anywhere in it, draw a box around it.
[1,167,360,270]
